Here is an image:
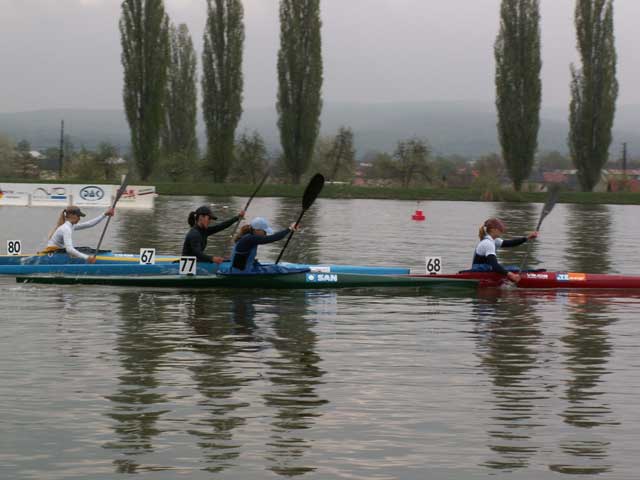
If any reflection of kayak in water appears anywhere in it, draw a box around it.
[414,270,640,290]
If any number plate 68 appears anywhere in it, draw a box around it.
[425,256,442,274]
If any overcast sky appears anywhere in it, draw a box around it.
[1,0,639,113]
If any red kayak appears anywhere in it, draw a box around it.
[412,271,640,290]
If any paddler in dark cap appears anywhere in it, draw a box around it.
[472,217,538,283]
[42,205,115,263]
[181,205,245,264]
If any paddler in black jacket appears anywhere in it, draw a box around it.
[181,205,245,264]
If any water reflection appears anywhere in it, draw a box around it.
[565,204,612,274]
[472,289,545,471]
[494,203,539,269]
[103,291,173,474]
[116,208,163,254]
[550,295,618,475]
[262,292,328,476]
[183,292,254,474]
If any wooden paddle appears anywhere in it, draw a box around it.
[224,169,270,256]
[94,174,129,254]
[275,173,325,264]
[519,184,561,270]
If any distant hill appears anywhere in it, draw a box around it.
[1,101,638,158]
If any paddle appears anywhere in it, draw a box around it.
[224,168,270,255]
[275,173,325,264]
[94,174,129,255]
[519,184,561,270]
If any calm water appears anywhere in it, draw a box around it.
[2,197,640,479]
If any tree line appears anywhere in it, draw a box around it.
[3,1,617,192]
[119,0,619,192]
[119,0,323,185]
[496,0,618,191]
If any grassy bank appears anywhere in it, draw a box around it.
[155,182,640,205]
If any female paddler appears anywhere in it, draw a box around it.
[44,206,114,263]
[229,217,299,273]
[472,218,538,283]
[182,205,245,264]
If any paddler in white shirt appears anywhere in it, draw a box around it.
[472,217,538,283]
[42,205,115,263]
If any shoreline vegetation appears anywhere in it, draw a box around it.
[2,178,639,205]
[156,182,640,205]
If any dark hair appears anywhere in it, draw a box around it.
[188,205,216,227]
[234,224,253,243]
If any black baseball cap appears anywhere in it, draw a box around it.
[65,207,86,217]
[194,205,217,220]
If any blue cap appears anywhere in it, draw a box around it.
[250,217,273,235]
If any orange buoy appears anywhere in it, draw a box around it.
[412,209,426,221]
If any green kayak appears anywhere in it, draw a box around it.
[15,271,478,290]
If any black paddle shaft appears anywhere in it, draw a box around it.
[520,185,561,270]
[225,169,271,254]
[275,173,325,264]
[95,175,129,253]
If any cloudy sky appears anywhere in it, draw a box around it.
[1,0,639,113]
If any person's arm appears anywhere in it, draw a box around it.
[62,227,89,260]
[206,215,241,235]
[75,214,107,231]
[486,254,507,275]
[186,232,214,263]
[501,237,528,248]
[251,228,291,245]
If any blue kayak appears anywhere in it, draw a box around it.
[0,250,409,276]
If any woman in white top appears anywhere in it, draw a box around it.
[44,205,115,263]
[472,218,537,283]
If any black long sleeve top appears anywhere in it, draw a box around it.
[181,216,240,263]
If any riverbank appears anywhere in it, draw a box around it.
[155,182,640,205]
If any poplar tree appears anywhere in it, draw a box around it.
[569,0,618,191]
[202,0,245,183]
[277,0,323,184]
[120,0,170,180]
[495,0,541,191]
[163,23,198,174]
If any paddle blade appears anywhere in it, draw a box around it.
[113,174,129,206]
[275,173,324,264]
[536,184,561,230]
[302,173,325,211]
